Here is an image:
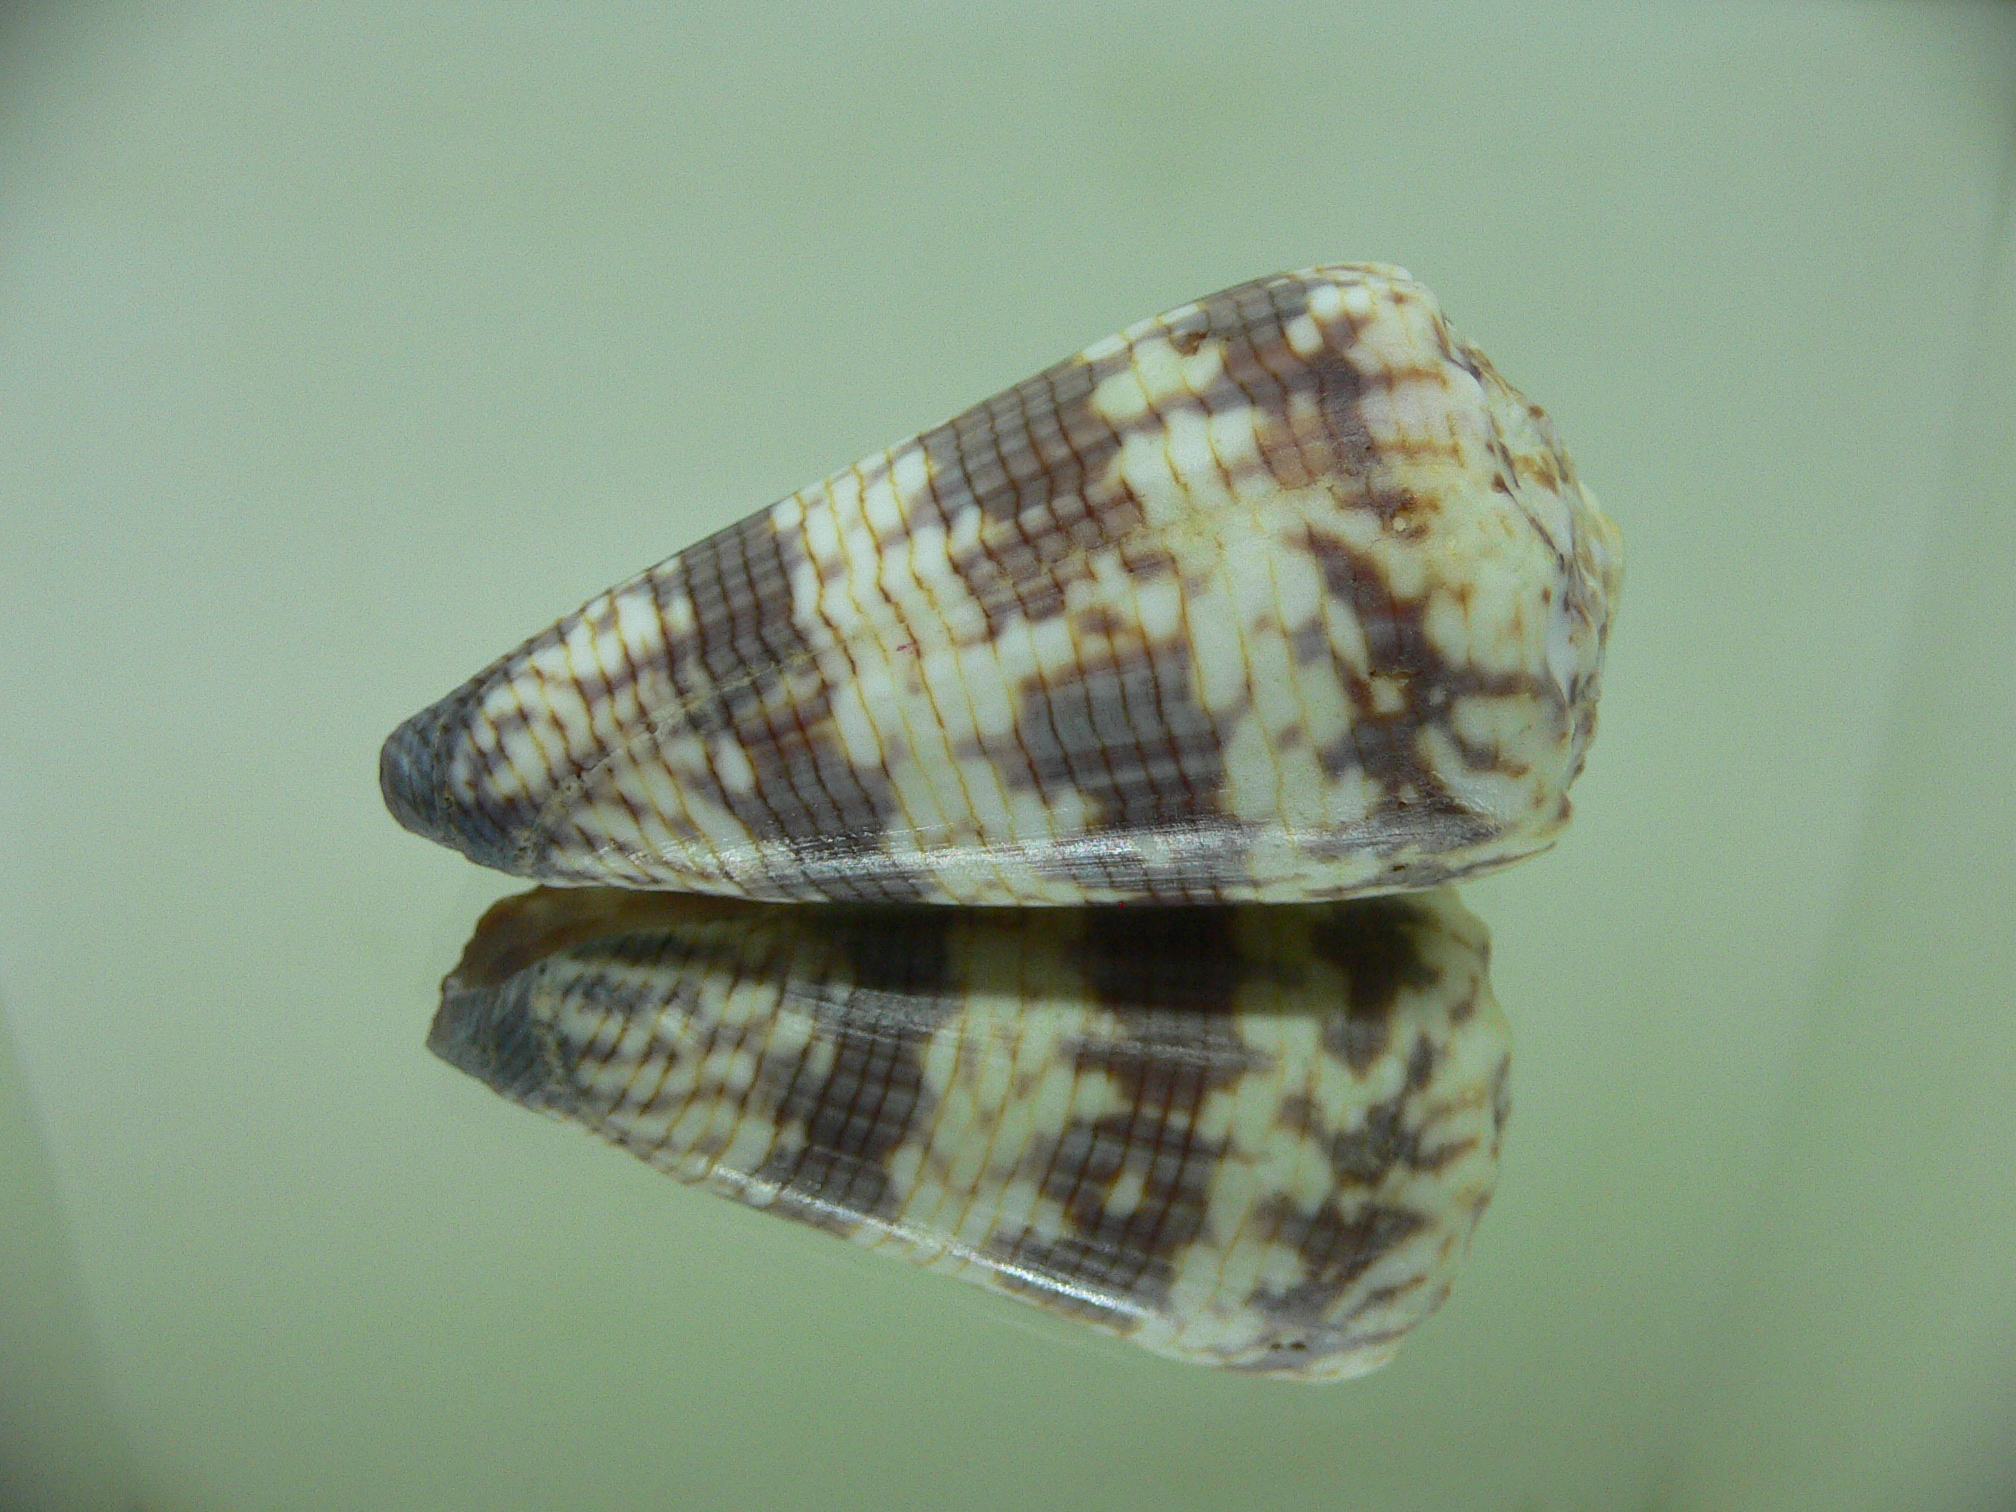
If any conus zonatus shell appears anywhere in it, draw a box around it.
[382,263,1622,902]
[432,885,1510,1379]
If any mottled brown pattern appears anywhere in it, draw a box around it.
[997,1117,1213,1314]
[1188,275,1369,494]
[988,1104,1225,1326]
[429,884,1510,1380]
[1301,524,1555,868]
[1003,641,1245,898]
[986,908,1265,1316]
[1329,1044,1457,1186]
[1244,1198,1431,1341]
[747,909,956,1228]
[1310,895,1443,1072]
[384,263,1620,904]
[752,1010,933,1231]
[1238,1032,1474,1359]
[915,271,1369,631]
[1015,647,1225,829]
[624,513,928,902]
[380,508,927,900]
[924,353,1136,633]
[386,265,1607,1379]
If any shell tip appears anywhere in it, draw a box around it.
[428,976,569,1112]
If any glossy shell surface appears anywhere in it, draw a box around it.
[382,264,1621,903]
[432,885,1511,1379]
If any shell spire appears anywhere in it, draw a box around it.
[383,264,1621,904]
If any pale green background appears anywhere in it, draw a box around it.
[2,4,2013,1510]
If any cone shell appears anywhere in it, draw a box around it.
[383,264,1621,903]
[433,885,1510,1379]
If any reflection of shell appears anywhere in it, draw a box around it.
[433,885,1511,1379]
[382,264,1620,903]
